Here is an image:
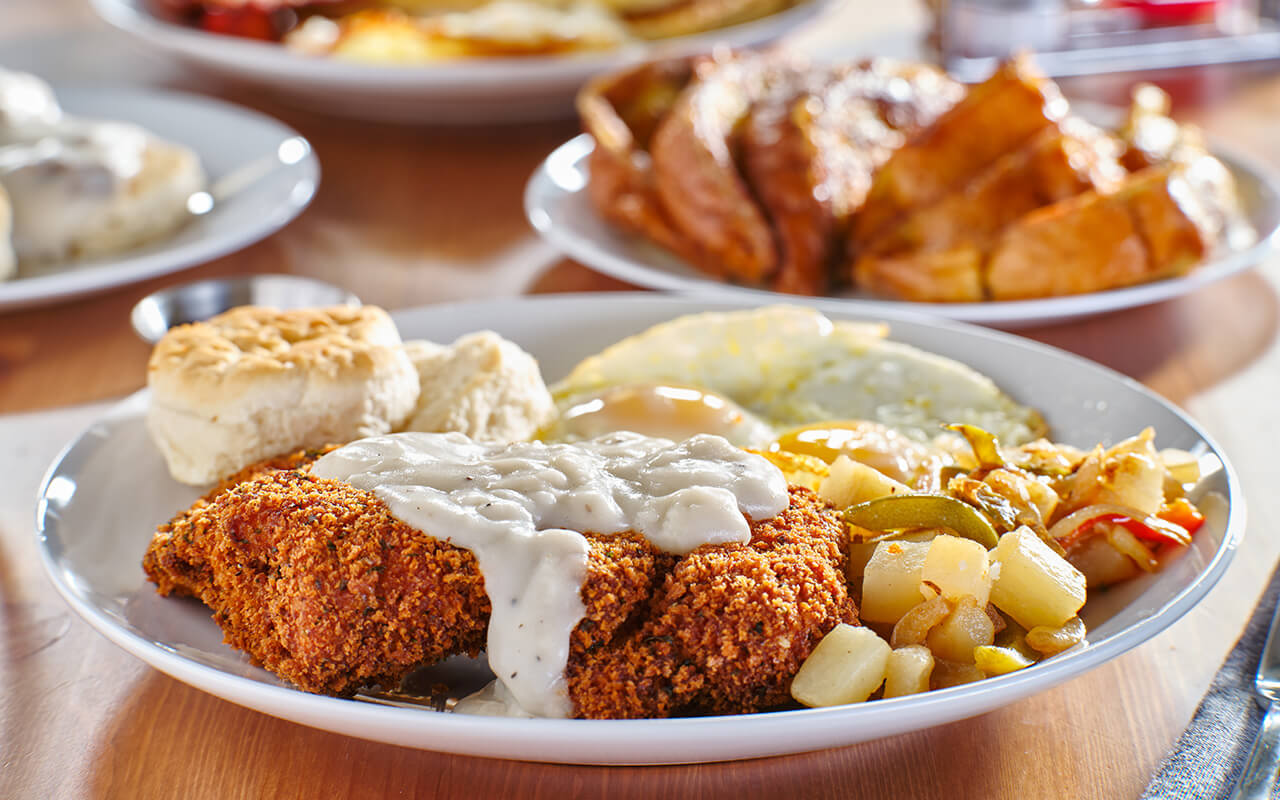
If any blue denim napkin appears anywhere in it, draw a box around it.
[1141,563,1280,798]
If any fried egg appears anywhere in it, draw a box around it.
[547,306,1046,451]
[542,382,775,447]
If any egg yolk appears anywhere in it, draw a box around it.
[771,420,943,486]
[551,384,773,447]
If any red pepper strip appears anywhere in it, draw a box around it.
[1114,514,1193,547]
[1157,498,1205,536]
[1060,512,1192,551]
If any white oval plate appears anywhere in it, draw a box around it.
[0,86,319,312]
[35,294,1242,764]
[525,134,1280,328]
[89,0,834,123]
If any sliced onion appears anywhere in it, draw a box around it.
[1105,525,1159,573]
[890,595,952,649]
[1049,504,1142,541]
[1067,534,1140,587]
[1047,503,1192,547]
[1026,616,1087,656]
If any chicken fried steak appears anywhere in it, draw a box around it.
[144,456,854,718]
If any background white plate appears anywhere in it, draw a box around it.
[35,294,1242,764]
[0,87,319,312]
[525,134,1280,328]
[89,0,835,123]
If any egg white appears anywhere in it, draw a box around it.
[549,306,1046,447]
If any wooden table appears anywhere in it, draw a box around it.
[2,2,1279,797]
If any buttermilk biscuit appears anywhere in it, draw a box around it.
[147,305,420,485]
[403,331,554,443]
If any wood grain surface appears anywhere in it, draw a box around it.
[2,2,1279,798]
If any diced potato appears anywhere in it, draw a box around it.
[974,645,1035,675]
[847,539,878,583]
[925,596,995,663]
[930,660,986,690]
[846,529,937,581]
[1065,428,1165,515]
[790,624,891,707]
[861,540,931,624]
[990,527,1087,630]
[921,535,992,607]
[884,645,934,698]
[891,594,953,648]
[1159,448,1201,486]
[819,456,912,508]
[1026,616,1087,656]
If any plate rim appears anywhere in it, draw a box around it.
[524,133,1280,328]
[0,85,320,312]
[33,292,1247,764]
[88,0,836,90]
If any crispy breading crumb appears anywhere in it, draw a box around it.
[568,487,857,718]
[147,468,491,694]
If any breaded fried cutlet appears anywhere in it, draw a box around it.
[567,491,855,717]
[144,456,855,718]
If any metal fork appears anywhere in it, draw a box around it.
[1227,594,1280,799]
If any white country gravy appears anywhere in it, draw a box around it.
[310,430,789,718]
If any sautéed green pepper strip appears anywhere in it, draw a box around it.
[843,494,1000,550]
